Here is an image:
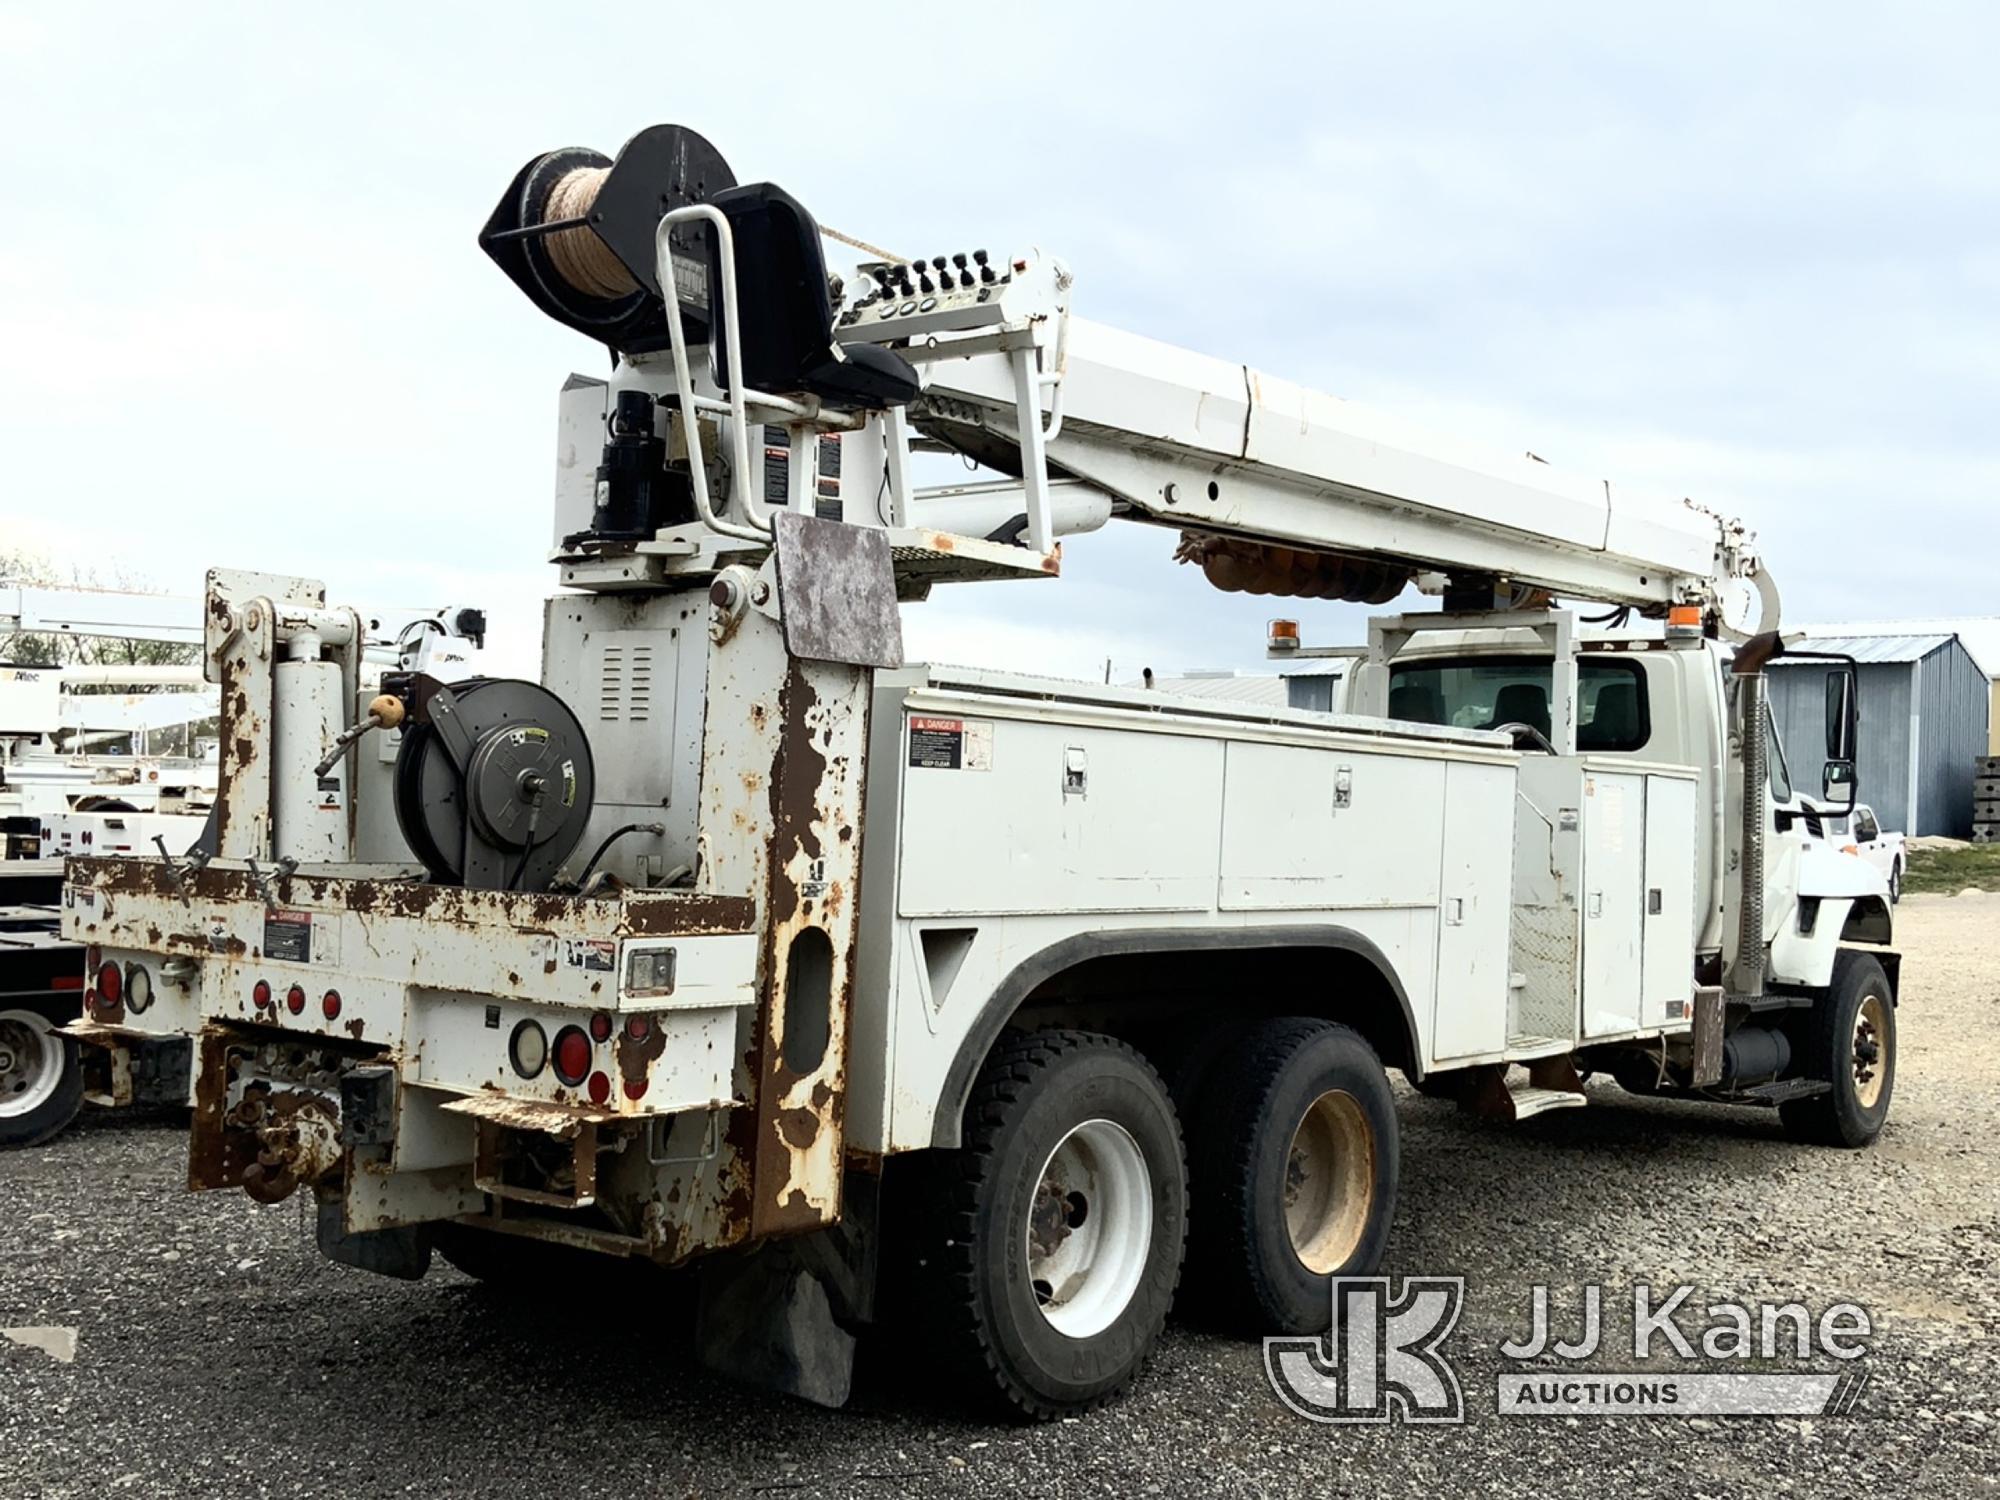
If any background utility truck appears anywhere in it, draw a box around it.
[62,124,1897,1418]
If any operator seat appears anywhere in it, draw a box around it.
[1486,683,1551,741]
[705,182,920,411]
[1388,683,1446,724]
[1581,680,1641,749]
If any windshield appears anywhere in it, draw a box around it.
[1386,655,1648,751]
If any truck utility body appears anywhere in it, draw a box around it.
[62,123,1898,1418]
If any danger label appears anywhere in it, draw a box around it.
[264,910,312,963]
[263,908,339,964]
[908,716,993,771]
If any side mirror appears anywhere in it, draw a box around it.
[1824,666,1856,761]
[1822,758,1857,812]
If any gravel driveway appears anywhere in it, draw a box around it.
[4,895,1995,1497]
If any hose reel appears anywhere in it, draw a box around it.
[392,678,596,892]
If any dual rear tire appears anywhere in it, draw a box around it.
[0,1009,83,1149]
[920,1020,1397,1418]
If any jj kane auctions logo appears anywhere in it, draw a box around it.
[1266,1279,1874,1423]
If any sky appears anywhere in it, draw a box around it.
[2,3,1996,680]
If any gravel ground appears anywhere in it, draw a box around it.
[4,896,1996,1498]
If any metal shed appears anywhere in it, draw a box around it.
[1769,633,1990,836]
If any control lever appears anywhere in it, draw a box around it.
[152,835,193,911]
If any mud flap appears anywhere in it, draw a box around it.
[692,1172,879,1408]
[315,1189,433,1281]
[695,1244,858,1407]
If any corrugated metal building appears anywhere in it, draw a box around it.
[1769,633,1990,836]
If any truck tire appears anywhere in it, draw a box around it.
[0,1008,83,1149]
[1781,952,1895,1148]
[1186,1018,1398,1334]
[922,1029,1186,1420]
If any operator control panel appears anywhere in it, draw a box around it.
[837,249,1021,342]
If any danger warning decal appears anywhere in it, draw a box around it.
[908,716,993,771]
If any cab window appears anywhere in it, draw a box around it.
[1766,708,1795,804]
[1386,656,1649,752]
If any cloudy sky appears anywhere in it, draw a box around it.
[3,4,1994,678]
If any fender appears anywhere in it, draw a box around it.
[929,924,1420,1148]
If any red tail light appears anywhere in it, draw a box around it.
[622,1078,646,1101]
[286,984,307,1016]
[552,1026,592,1087]
[624,1014,652,1043]
[586,1071,611,1106]
[588,1011,613,1043]
[321,990,342,1021]
[96,963,122,1006]
[253,979,272,1009]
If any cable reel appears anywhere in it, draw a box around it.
[391,678,596,892]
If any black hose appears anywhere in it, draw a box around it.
[507,785,546,893]
[571,821,667,892]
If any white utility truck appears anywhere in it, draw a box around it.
[62,125,1897,1418]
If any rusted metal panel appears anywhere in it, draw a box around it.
[771,511,904,669]
[209,591,276,861]
[75,856,755,938]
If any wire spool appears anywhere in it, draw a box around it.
[543,166,639,300]
[478,124,737,356]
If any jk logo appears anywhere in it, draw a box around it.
[1264,1277,1466,1424]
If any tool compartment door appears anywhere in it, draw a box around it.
[1430,757,1518,1060]
[1579,770,1645,1038]
[1640,772,1698,1028]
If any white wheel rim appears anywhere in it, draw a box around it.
[1853,993,1890,1110]
[0,1010,64,1119]
[1025,1118,1153,1338]
[1286,1089,1375,1274]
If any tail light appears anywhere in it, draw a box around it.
[509,1020,549,1080]
[96,962,122,1007]
[552,1026,592,1087]
[622,1078,646,1101]
[586,1070,612,1106]
[252,979,272,1009]
[624,1014,652,1043]
[321,990,342,1021]
[588,1011,614,1043]
[285,984,307,1015]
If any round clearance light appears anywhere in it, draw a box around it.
[96,962,123,1007]
[552,1025,592,1087]
[125,964,154,1015]
[321,990,342,1022]
[285,984,307,1016]
[252,979,272,1009]
[624,1014,651,1043]
[509,1020,549,1080]
[588,1011,613,1044]
[586,1071,611,1107]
